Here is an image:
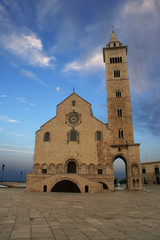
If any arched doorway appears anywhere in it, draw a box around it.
[51,180,81,193]
[113,156,127,190]
[67,160,77,173]
[99,182,108,190]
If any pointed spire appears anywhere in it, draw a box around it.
[106,31,123,48]
[109,31,119,44]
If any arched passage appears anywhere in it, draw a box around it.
[113,156,127,190]
[51,180,81,193]
[99,182,108,190]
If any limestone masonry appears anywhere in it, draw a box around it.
[26,31,142,193]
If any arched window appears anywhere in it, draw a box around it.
[43,132,50,142]
[155,166,159,174]
[117,109,122,117]
[70,130,78,141]
[67,161,77,173]
[142,167,146,174]
[116,90,121,98]
[114,70,120,77]
[119,129,123,139]
[41,163,48,174]
[96,131,102,141]
[120,57,122,63]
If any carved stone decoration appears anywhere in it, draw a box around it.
[67,112,80,126]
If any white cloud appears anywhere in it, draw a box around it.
[0,149,33,154]
[114,0,160,93]
[21,69,48,87]
[17,97,26,103]
[29,103,35,106]
[0,143,33,149]
[1,33,56,68]
[63,51,103,73]
[123,0,157,16]
[56,87,60,92]
[0,116,19,123]
[0,94,7,98]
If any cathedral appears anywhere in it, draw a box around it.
[26,31,142,193]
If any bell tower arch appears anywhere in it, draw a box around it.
[103,31,134,145]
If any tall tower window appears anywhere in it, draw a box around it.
[117,109,122,117]
[114,70,120,77]
[116,90,121,98]
[119,129,124,139]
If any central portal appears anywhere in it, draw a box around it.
[67,160,77,173]
[51,180,81,193]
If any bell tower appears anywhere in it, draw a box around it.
[103,31,134,145]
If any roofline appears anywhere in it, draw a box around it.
[57,92,91,107]
[141,161,160,165]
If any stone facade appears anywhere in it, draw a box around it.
[26,31,142,193]
[141,161,160,185]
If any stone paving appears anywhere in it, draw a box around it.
[0,186,160,240]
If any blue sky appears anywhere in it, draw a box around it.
[0,0,160,181]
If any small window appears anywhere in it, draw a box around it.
[70,130,78,141]
[115,57,117,63]
[155,167,159,174]
[118,57,120,63]
[114,70,120,78]
[116,90,121,98]
[142,168,146,174]
[117,109,122,117]
[120,57,122,63]
[119,129,123,139]
[42,169,47,174]
[110,58,112,63]
[96,131,102,141]
[72,100,75,106]
[43,132,50,142]
[98,169,103,175]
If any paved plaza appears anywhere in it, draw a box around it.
[0,186,160,240]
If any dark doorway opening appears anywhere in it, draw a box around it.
[99,182,108,189]
[51,180,81,193]
[156,177,160,184]
[67,161,76,173]
[43,185,47,192]
[85,185,89,193]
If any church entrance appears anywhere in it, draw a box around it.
[113,156,127,190]
[67,160,77,173]
[51,180,81,193]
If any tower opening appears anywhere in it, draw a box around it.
[51,180,81,193]
[113,156,127,190]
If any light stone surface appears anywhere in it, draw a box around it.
[26,31,142,193]
[0,187,160,240]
